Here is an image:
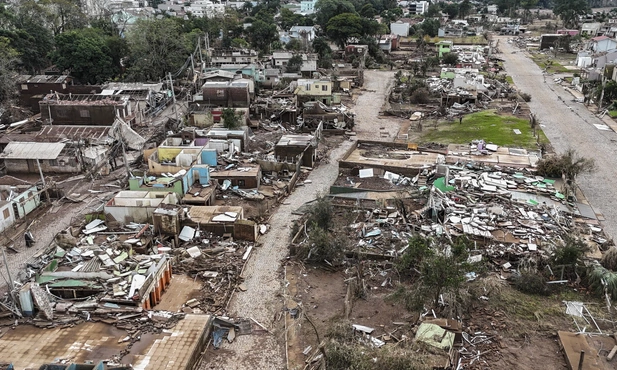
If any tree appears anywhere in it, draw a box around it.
[241,1,253,15]
[38,0,88,35]
[286,54,303,72]
[426,3,440,17]
[125,19,190,82]
[51,28,122,84]
[222,108,241,129]
[278,8,312,29]
[286,38,302,51]
[442,52,459,65]
[312,36,332,57]
[326,12,363,49]
[231,37,249,49]
[458,0,472,19]
[248,19,278,53]
[536,149,596,184]
[553,0,590,29]
[315,0,356,29]
[0,5,54,74]
[521,0,539,23]
[442,3,459,18]
[0,37,19,107]
[395,236,472,309]
[420,18,440,37]
[359,3,376,18]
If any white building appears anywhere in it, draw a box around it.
[409,1,429,15]
[289,26,317,43]
[300,0,317,14]
[185,0,225,18]
[390,21,410,37]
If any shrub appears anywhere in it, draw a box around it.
[296,227,346,265]
[536,149,596,182]
[587,264,617,300]
[553,237,587,266]
[410,88,430,104]
[442,52,459,65]
[307,196,333,230]
[520,92,532,102]
[396,235,434,272]
[601,247,617,270]
[513,271,551,296]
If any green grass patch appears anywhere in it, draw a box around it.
[505,75,514,84]
[420,110,548,149]
[609,110,617,118]
[531,55,570,73]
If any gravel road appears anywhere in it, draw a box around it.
[200,70,396,369]
[498,36,617,239]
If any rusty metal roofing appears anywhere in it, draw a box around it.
[0,142,66,160]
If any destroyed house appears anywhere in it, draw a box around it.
[210,164,261,188]
[17,75,102,113]
[204,126,250,151]
[188,105,223,127]
[104,191,179,226]
[302,101,354,130]
[0,176,41,233]
[590,35,617,53]
[99,82,164,118]
[201,80,251,107]
[207,48,259,67]
[129,164,211,199]
[275,134,317,167]
[145,146,208,175]
[202,69,236,82]
[39,93,131,126]
[186,206,257,241]
[539,34,562,50]
[181,165,215,205]
[0,142,82,174]
[294,79,333,106]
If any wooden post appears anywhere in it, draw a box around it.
[578,350,585,370]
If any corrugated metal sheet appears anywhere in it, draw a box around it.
[0,142,66,160]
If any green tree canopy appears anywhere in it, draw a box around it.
[278,8,313,30]
[51,28,122,84]
[125,18,190,82]
[315,0,356,29]
[0,5,54,74]
[0,37,19,105]
[553,0,590,29]
[326,12,364,49]
[248,19,278,53]
[312,36,332,57]
[442,52,459,65]
[420,18,440,37]
[286,54,303,72]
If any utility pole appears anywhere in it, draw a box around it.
[168,72,179,123]
[2,247,14,291]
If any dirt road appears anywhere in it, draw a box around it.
[498,36,617,239]
[200,70,396,369]
[354,70,400,139]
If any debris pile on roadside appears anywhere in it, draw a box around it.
[0,213,257,326]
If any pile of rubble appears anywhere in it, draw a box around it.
[0,214,256,328]
[329,157,611,271]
